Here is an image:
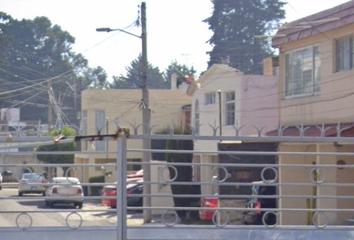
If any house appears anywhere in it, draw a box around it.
[186,63,279,197]
[74,81,191,212]
[269,0,354,225]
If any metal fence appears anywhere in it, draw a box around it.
[1,123,354,240]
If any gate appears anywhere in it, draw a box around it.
[1,123,354,239]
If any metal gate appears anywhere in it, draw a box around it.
[1,123,354,239]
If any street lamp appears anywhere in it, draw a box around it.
[96,2,152,223]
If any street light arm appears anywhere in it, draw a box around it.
[96,27,141,39]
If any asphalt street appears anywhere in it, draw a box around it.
[0,188,143,228]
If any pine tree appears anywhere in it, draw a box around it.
[204,0,285,74]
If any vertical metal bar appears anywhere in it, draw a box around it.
[117,135,127,240]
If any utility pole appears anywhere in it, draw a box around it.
[47,79,52,130]
[141,2,152,223]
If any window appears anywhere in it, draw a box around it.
[205,92,216,105]
[225,91,235,126]
[336,36,353,71]
[194,99,200,134]
[95,110,105,151]
[285,45,321,97]
[82,110,88,151]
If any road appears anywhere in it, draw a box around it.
[0,188,143,229]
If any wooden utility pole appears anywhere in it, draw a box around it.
[141,1,152,224]
[47,79,52,130]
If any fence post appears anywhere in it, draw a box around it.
[117,135,127,240]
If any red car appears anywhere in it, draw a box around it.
[101,178,143,208]
[199,197,219,221]
[101,179,143,208]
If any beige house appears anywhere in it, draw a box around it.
[186,64,279,196]
[74,85,191,211]
[269,1,354,225]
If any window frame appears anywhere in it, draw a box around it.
[284,44,321,98]
[95,110,106,151]
[224,91,235,126]
[335,35,353,72]
[205,92,216,105]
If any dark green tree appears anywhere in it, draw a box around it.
[164,61,196,88]
[0,14,109,123]
[36,126,76,175]
[204,0,285,74]
[109,55,169,89]
[0,12,12,64]
[152,127,200,221]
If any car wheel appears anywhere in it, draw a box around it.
[0,185,2,190]
[45,200,49,207]
[19,192,23,196]
[42,192,46,196]
[75,203,83,209]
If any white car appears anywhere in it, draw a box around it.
[45,177,83,209]
[18,173,47,196]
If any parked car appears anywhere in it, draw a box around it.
[199,196,219,221]
[18,173,47,196]
[127,169,143,178]
[45,177,83,209]
[242,181,276,225]
[101,181,143,208]
[0,172,2,190]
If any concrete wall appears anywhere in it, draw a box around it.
[150,161,174,215]
[335,145,354,223]
[278,23,354,125]
[278,144,316,225]
[240,75,279,136]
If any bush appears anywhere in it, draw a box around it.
[89,175,105,196]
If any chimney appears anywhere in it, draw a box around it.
[171,72,178,90]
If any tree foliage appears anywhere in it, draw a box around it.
[0,13,109,124]
[36,126,76,174]
[109,55,169,89]
[152,127,200,221]
[204,0,285,74]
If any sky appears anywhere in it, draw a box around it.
[0,0,352,79]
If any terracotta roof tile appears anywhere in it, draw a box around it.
[273,1,354,47]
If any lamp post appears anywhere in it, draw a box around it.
[96,2,151,223]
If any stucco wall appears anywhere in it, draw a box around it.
[278,23,354,125]
[278,144,316,225]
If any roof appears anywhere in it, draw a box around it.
[273,0,354,47]
[266,122,354,137]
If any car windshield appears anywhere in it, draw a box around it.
[22,173,43,180]
[52,178,79,184]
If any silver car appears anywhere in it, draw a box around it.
[18,173,47,196]
[45,177,84,209]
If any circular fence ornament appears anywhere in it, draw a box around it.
[312,212,328,229]
[310,168,326,184]
[65,167,83,183]
[161,209,179,227]
[16,213,33,230]
[160,166,178,182]
[212,166,230,182]
[261,167,278,183]
[262,211,278,227]
[66,212,83,230]
[212,210,229,228]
